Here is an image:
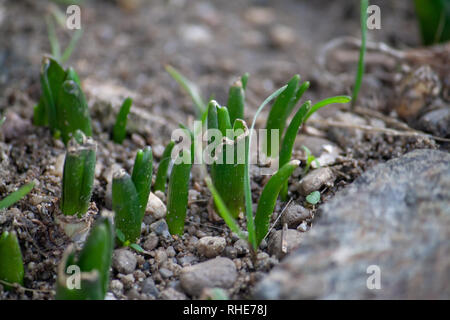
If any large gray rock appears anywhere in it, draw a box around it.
[180,257,237,296]
[255,149,450,299]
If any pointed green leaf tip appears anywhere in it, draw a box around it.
[254,160,300,246]
[227,77,246,125]
[112,169,141,244]
[113,97,133,144]
[56,217,114,300]
[166,150,192,236]
[154,141,175,193]
[0,181,35,210]
[165,65,206,116]
[0,231,24,290]
[131,146,153,216]
[61,131,96,217]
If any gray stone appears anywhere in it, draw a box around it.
[150,220,171,240]
[417,107,450,137]
[255,149,450,299]
[159,268,174,279]
[146,192,166,219]
[281,204,311,228]
[141,278,159,297]
[142,233,159,251]
[327,111,366,147]
[268,229,304,259]
[297,167,335,196]
[180,257,238,296]
[196,236,226,258]
[234,239,250,256]
[160,287,187,300]
[112,249,137,274]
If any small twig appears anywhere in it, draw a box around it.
[307,119,450,142]
[263,198,293,242]
[0,279,53,294]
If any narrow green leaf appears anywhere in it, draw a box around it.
[217,106,232,139]
[65,67,81,87]
[207,100,219,131]
[129,243,144,253]
[153,141,175,193]
[206,177,246,240]
[131,146,153,216]
[112,170,142,243]
[115,228,125,244]
[265,75,300,156]
[56,80,92,145]
[112,97,133,144]
[46,15,61,61]
[279,101,311,200]
[241,73,249,91]
[61,133,96,217]
[61,29,83,64]
[227,79,245,125]
[0,181,35,210]
[40,56,66,132]
[0,231,24,290]
[166,150,192,236]
[254,160,300,246]
[165,65,206,116]
[246,85,287,250]
[303,95,352,123]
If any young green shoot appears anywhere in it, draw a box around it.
[56,217,114,300]
[352,0,368,109]
[302,146,320,175]
[278,101,311,200]
[113,147,153,244]
[113,97,133,144]
[0,181,35,210]
[131,146,153,216]
[166,150,192,236]
[165,65,206,118]
[38,57,92,144]
[61,131,96,217]
[0,231,24,290]
[153,140,175,193]
[227,76,246,124]
[306,191,321,205]
[265,75,309,157]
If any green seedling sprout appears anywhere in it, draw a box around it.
[265,75,309,157]
[414,0,450,45]
[166,150,192,236]
[302,146,320,175]
[0,181,35,210]
[154,141,175,193]
[207,86,299,254]
[61,131,96,217]
[37,57,92,145]
[113,147,153,244]
[165,65,206,118]
[306,191,321,205]
[207,101,247,219]
[0,231,24,290]
[131,146,153,216]
[46,6,83,64]
[57,79,93,145]
[56,217,114,300]
[352,0,368,109]
[227,75,247,124]
[113,97,133,144]
[278,101,311,200]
